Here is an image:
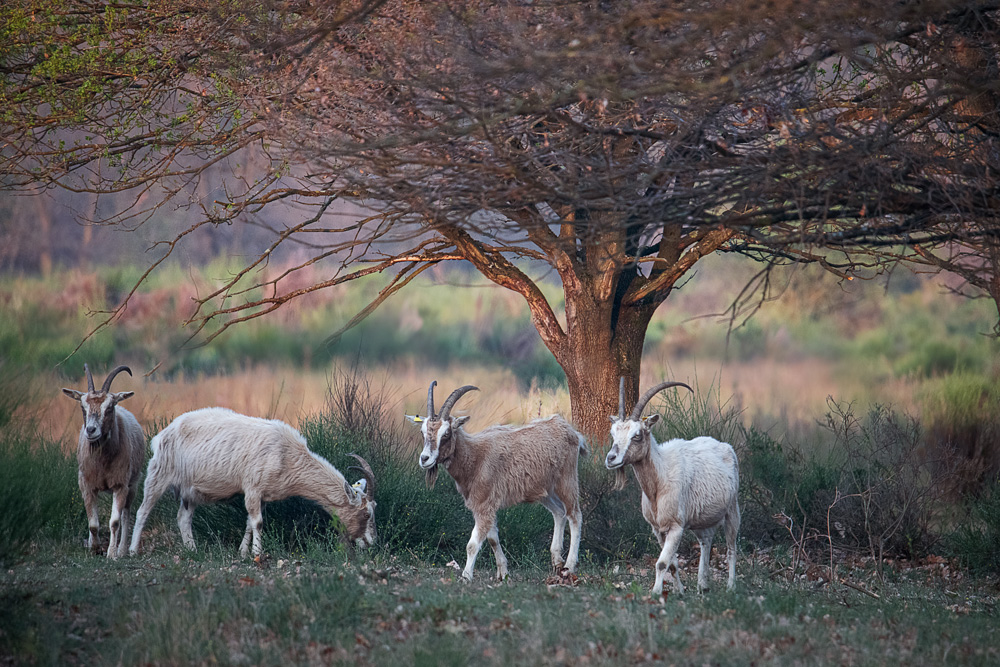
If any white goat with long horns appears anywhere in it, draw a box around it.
[605,378,740,596]
[62,364,146,559]
[129,407,377,557]
[408,381,588,581]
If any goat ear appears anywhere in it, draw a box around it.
[404,414,424,425]
[62,388,84,401]
[452,415,470,428]
[113,391,135,403]
[644,414,660,427]
[343,480,363,506]
[609,415,619,423]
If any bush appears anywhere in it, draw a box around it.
[949,481,1000,574]
[730,398,946,573]
[0,364,79,563]
[921,373,1000,494]
[822,401,941,565]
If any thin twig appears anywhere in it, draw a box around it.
[838,579,881,599]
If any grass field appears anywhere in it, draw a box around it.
[3,257,1000,665]
[3,364,1000,665]
[2,540,997,666]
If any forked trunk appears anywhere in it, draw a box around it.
[557,291,657,445]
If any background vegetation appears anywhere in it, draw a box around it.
[2,257,999,663]
[2,352,1000,664]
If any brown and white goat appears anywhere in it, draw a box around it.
[409,381,588,581]
[61,364,146,559]
[129,407,377,557]
[605,378,740,596]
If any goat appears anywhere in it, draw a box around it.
[605,378,740,596]
[128,407,377,557]
[408,381,588,581]
[61,364,146,559]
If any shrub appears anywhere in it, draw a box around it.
[920,373,1000,494]
[949,481,1000,574]
[729,398,946,573]
[0,364,79,563]
[822,401,941,568]
[577,457,657,562]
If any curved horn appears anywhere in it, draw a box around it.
[426,380,438,419]
[84,363,95,393]
[630,380,694,421]
[347,453,376,500]
[101,365,133,393]
[439,385,479,420]
[618,376,626,420]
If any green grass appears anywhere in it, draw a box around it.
[6,255,997,394]
[1,541,997,665]
[0,265,566,386]
[4,362,1000,663]
[0,431,79,563]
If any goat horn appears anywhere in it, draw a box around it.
[630,380,694,421]
[101,365,133,394]
[347,453,376,500]
[426,380,438,419]
[439,385,478,420]
[85,364,95,393]
[618,376,626,420]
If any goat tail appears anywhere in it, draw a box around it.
[149,431,163,456]
[575,430,590,457]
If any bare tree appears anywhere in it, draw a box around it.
[2,1,998,435]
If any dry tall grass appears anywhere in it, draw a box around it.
[31,354,923,456]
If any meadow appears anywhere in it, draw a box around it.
[2,256,1000,664]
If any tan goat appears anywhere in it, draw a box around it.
[61,364,146,559]
[408,381,588,581]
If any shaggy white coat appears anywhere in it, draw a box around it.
[129,407,376,556]
[606,416,740,595]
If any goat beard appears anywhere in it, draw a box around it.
[612,467,628,491]
[425,464,439,490]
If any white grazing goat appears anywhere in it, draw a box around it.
[605,378,740,596]
[408,381,588,581]
[129,407,377,557]
[62,364,146,559]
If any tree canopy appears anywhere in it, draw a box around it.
[3,0,998,434]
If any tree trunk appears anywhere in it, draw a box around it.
[34,196,52,277]
[555,286,658,445]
